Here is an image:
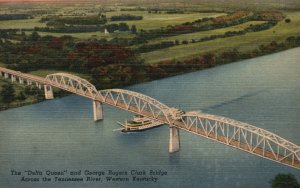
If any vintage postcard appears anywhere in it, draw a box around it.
[0,0,299,187]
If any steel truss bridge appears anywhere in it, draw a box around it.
[0,67,299,170]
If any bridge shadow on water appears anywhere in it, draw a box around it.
[202,90,268,112]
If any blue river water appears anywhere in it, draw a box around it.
[0,48,300,188]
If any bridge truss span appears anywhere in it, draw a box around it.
[45,73,100,98]
[98,89,174,124]
[176,111,300,169]
[44,74,175,122]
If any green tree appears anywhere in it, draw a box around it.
[29,31,40,41]
[285,18,291,23]
[182,40,189,44]
[21,31,26,40]
[46,20,65,28]
[131,25,137,34]
[118,23,129,31]
[270,173,300,188]
[99,14,107,24]
[17,91,26,100]
[0,83,15,103]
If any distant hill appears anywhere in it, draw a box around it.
[1,0,300,8]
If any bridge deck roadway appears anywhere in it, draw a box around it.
[173,123,300,169]
[0,67,50,85]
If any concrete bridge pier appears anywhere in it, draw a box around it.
[27,80,32,85]
[93,100,103,121]
[4,73,9,79]
[35,82,41,89]
[44,85,54,100]
[11,75,16,82]
[19,77,24,84]
[169,126,180,153]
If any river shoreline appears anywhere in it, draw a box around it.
[0,46,299,111]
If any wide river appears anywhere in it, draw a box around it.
[0,48,300,188]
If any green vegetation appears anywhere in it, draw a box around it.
[0,10,225,40]
[110,14,143,21]
[141,11,300,63]
[144,21,266,45]
[0,80,44,110]
[29,69,91,81]
[45,14,107,25]
[0,18,46,29]
[24,31,134,40]
[0,82,15,103]
[0,32,144,89]
[136,21,277,53]
[270,173,300,188]
[106,11,225,30]
[0,14,32,21]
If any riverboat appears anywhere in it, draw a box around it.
[117,115,164,132]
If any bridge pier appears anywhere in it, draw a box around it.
[44,85,54,100]
[27,80,32,85]
[19,77,24,84]
[35,82,41,89]
[93,100,103,121]
[4,73,9,79]
[169,126,180,153]
[11,75,16,82]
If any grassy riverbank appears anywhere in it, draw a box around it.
[0,79,43,110]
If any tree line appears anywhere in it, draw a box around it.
[130,11,284,45]
[40,14,142,26]
[18,22,134,33]
[135,21,278,53]
[0,14,32,21]
[111,14,143,21]
[0,82,44,110]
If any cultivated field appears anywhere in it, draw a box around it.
[24,31,135,40]
[0,11,225,40]
[106,11,226,30]
[29,70,91,81]
[140,11,300,63]
[145,21,266,45]
[0,18,46,29]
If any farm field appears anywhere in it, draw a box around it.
[0,10,225,39]
[0,18,46,29]
[29,69,91,81]
[1,4,299,64]
[145,21,266,45]
[24,31,135,40]
[106,11,226,30]
[141,11,300,63]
